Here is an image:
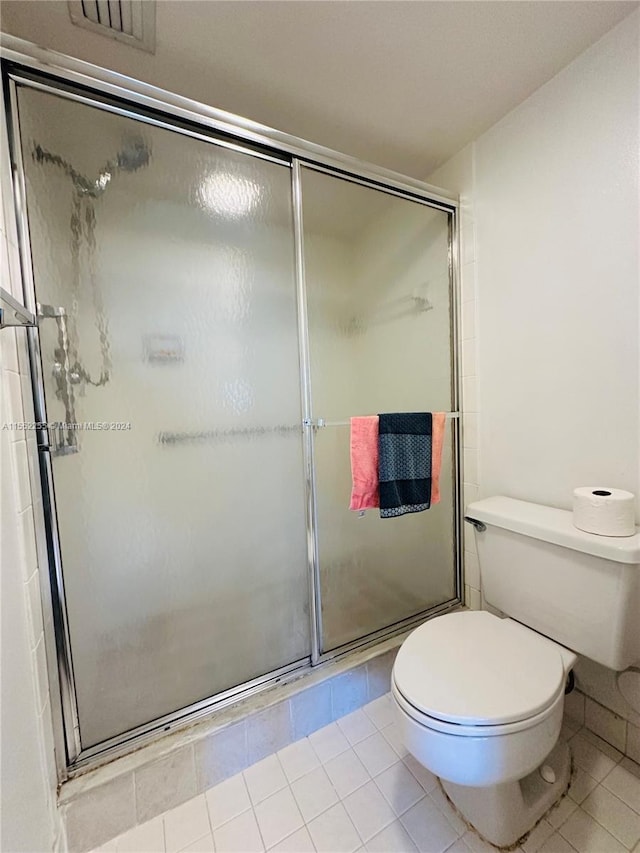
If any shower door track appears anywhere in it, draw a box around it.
[1,34,462,780]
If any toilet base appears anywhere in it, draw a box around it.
[441,740,571,848]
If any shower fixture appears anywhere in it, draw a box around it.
[33,138,151,198]
[33,137,151,454]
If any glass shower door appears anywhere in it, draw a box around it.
[300,166,457,653]
[16,84,309,750]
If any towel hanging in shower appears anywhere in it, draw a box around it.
[378,412,432,518]
[349,416,380,511]
[430,412,446,506]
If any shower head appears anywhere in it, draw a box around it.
[114,138,151,173]
[33,136,151,196]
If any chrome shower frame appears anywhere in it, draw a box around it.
[0,33,463,780]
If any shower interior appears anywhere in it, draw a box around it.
[7,72,461,772]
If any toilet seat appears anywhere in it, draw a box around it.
[392,611,567,734]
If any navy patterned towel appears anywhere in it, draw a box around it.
[378,413,432,518]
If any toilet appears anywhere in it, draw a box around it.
[392,496,640,848]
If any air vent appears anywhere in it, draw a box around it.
[68,1,155,53]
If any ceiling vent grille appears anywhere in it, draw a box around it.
[68,1,156,53]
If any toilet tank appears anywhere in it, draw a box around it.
[467,497,640,671]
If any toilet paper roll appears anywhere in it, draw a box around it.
[572,487,636,537]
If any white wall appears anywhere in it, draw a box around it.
[0,89,63,851]
[430,11,640,754]
[476,11,639,514]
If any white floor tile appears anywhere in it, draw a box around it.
[568,768,600,804]
[621,759,640,782]
[243,755,288,805]
[179,835,215,853]
[580,728,624,763]
[400,796,459,853]
[522,820,554,853]
[291,765,339,823]
[446,840,474,853]
[381,723,409,759]
[365,819,418,852]
[343,780,396,843]
[428,787,466,836]
[354,733,399,777]
[324,749,371,799]
[254,787,304,850]
[547,795,579,829]
[461,831,499,852]
[537,832,576,853]
[213,809,265,853]
[309,723,351,764]
[277,739,320,783]
[206,772,251,830]
[559,808,627,853]
[337,710,377,746]
[571,734,618,782]
[93,842,118,853]
[269,826,315,853]
[164,795,210,853]
[363,696,396,732]
[602,765,640,815]
[582,784,640,848]
[402,754,438,793]
[374,762,424,817]
[307,802,361,853]
[116,818,165,853]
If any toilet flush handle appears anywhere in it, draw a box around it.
[465,516,486,533]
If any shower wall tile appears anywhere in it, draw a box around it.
[463,448,478,486]
[64,773,136,853]
[290,681,333,739]
[462,376,477,412]
[461,261,476,304]
[465,585,481,611]
[462,338,476,378]
[463,483,479,510]
[366,651,397,701]
[135,744,198,824]
[463,413,478,449]
[1,325,19,374]
[464,551,480,590]
[0,133,63,853]
[461,299,476,341]
[195,719,248,791]
[330,666,369,719]
[246,700,294,764]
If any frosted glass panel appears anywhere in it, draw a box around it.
[18,86,309,747]
[301,167,456,652]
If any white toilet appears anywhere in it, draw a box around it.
[392,496,640,848]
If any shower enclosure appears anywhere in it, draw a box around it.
[2,46,461,774]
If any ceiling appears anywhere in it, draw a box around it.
[1,1,637,179]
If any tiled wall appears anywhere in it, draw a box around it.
[60,645,399,852]
[0,87,64,850]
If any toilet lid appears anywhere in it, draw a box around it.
[393,611,566,726]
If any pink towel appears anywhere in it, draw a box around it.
[349,416,379,511]
[430,412,446,505]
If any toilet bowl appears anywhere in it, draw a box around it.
[391,610,576,847]
[392,610,575,787]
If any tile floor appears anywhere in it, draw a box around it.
[92,695,640,853]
